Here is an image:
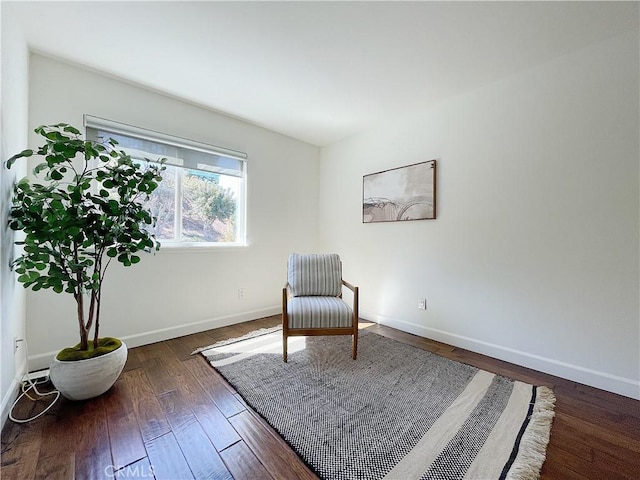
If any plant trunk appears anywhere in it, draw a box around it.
[74,244,89,350]
[92,255,104,348]
[93,289,101,348]
[86,291,95,333]
[76,292,88,351]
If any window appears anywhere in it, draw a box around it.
[85,115,247,246]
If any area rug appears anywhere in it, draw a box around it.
[195,327,555,480]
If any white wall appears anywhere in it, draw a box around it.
[26,54,320,369]
[319,30,640,398]
[0,8,29,427]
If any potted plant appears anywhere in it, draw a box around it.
[6,123,165,400]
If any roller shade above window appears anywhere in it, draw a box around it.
[84,115,247,178]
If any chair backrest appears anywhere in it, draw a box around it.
[287,253,342,297]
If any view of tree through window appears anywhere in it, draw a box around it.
[144,165,241,243]
[183,170,238,242]
[146,164,177,241]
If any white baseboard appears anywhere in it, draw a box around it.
[1,374,24,430]
[362,311,640,400]
[28,306,281,371]
[24,307,639,400]
[2,354,28,429]
[1,377,20,430]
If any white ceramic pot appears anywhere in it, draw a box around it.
[49,341,128,401]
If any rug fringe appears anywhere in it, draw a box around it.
[506,386,556,480]
[191,325,282,355]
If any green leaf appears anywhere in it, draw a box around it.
[50,199,64,211]
[69,190,82,202]
[44,131,63,141]
[63,125,80,135]
[17,274,31,283]
[33,163,49,175]
[107,199,120,212]
[6,149,33,168]
[117,253,132,267]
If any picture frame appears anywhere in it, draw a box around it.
[363,160,436,223]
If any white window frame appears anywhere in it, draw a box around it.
[84,115,248,248]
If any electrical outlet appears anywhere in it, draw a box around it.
[418,299,427,310]
[238,288,245,300]
[14,337,22,352]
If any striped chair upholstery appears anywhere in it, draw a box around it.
[287,296,353,329]
[287,253,342,297]
[282,253,359,362]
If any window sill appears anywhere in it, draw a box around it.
[155,242,248,254]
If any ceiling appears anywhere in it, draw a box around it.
[4,1,637,147]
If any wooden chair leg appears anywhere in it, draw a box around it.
[282,286,288,362]
[352,329,358,360]
[352,286,359,359]
[283,332,288,363]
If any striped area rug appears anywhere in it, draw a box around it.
[196,327,555,480]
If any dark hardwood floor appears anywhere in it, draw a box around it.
[2,316,639,479]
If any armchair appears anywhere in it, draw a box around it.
[282,253,359,362]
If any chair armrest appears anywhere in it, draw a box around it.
[341,280,359,329]
[341,279,357,293]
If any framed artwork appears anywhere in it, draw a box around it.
[363,160,436,223]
